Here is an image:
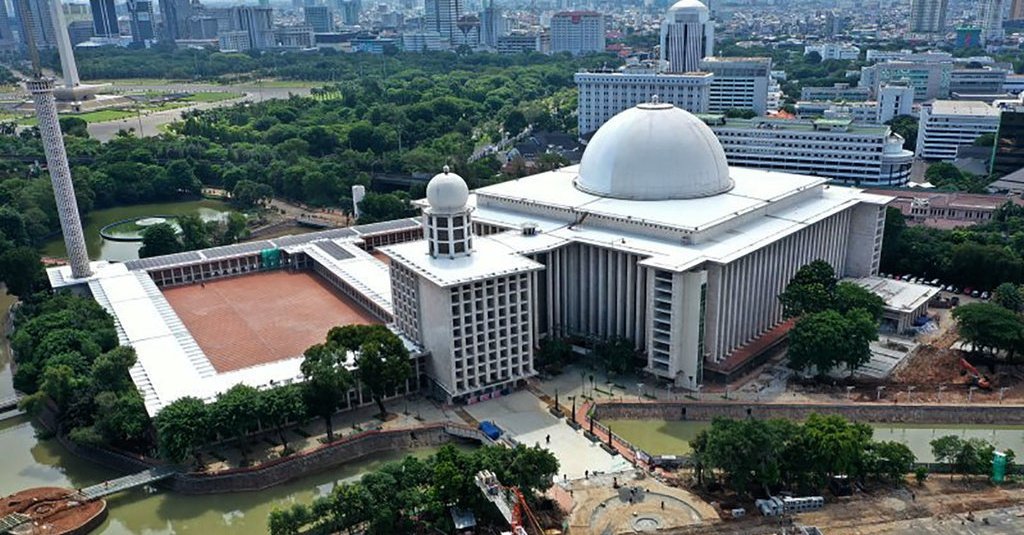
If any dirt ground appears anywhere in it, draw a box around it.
[662,479,1024,535]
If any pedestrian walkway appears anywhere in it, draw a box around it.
[78,465,178,501]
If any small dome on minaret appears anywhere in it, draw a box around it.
[426,165,469,213]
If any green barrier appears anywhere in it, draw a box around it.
[261,248,281,269]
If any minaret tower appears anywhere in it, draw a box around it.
[25,0,91,279]
[424,165,473,259]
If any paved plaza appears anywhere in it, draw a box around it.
[463,390,631,479]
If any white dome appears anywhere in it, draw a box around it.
[668,0,709,13]
[576,101,733,200]
[426,166,469,212]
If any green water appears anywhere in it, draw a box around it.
[600,419,1024,463]
[42,200,233,261]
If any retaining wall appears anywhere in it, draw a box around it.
[591,401,1024,425]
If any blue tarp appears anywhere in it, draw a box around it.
[478,421,502,440]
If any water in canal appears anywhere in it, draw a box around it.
[42,200,233,261]
[600,419,1024,463]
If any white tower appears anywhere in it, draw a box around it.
[660,0,714,73]
[27,78,91,278]
[424,166,472,259]
[48,0,79,90]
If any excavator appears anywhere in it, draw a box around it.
[959,358,992,390]
[474,470,545,535]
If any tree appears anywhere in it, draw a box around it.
[90,346,137,393]
[887,115,918,151]
[993,282,1024,312]
[261,384,306,451]
[779,260,837,318]
[724,108,758,119]
[93,390,151,447]
[802,413,873,483]
[155,396,211,464]
[0,246,45,298]
[319,324,412,421]
[867,440,916,486]
[59,116,89,137]
[930,435,963,480]
[177,213,211,250]
[503,109,528,134]
[535,337,572,373]
[357,192,415,224]
[139,222,182,258]
[804,51,823,64]
[973,132,996,147]
[787,310,851,374]
[593,337,637,377]
[232,179,274,209]
[834,281,886,321]
[300,342,353,441]
[914,466,929,486]
[952,302,1024,358]
[211,384,262,461]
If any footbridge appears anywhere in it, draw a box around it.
[78,465,178,501]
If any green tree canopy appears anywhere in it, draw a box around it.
[155,396,211,464]
[139,222,182,258]
[952,301,1024,358]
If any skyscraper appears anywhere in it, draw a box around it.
[660,0,714,73]
[337,0,360,25]
[1012,0,1024,20]
[424,0,461,42]
[980,0,1005,43]
[128,0,155,42]
[549,11,604,55]
[304,5,333,33]
[479,0,504,48]
[158,0,193,40]
[908,0,948,35]
[14,0,57,49]
[0,0,16,50]
[231,6,274,49]
[90,0,119,37]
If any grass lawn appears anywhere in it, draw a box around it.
[72,109,137,122]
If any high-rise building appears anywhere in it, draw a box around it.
[700,56,772,115]
[908,0,948,35]
[496,32,538,54]
[67,19,94,44]
[128,0,155,42]
[980,0,1005,43]
[15,0,57,49]
[90,0,118,37]
[338,0,360,25]
[660,0,714,73]
[304,5,333,33]
[424,0,461,42]
[916,100,1001,160]
[1012,0,1024,20]
[454,14,479,46]
[158,0,193,40]
[859,59,952,101]
[991,99,1024,177]
[0,0,17,51]
[575,67,712,134]
[230,6,274,49]
[479,0,504,48]
[549,11,604,55]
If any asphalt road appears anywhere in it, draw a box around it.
[86,83,312,141]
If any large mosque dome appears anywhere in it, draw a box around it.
[575,100,733,200]
[426,165,469,212]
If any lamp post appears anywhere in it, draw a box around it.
[554,388,560,413]
[906,385,916,402]
[1000,387,1009,403]
[637,382,644,401]
[937,385,946,403]
[696,384,704,402]
[876,386,886,401]
[846,386,854,400]
[969,386,978,403]
[569,395,577,424]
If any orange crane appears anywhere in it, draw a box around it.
[959,358,992,390]
[474,470,544,535]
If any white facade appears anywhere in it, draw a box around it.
[916,100,1001,160]
[496,33,539,54]
[218,30,250,51]
[660,0,714,73]
[702,116,914,186]
[549,11,604,55]
[877,84,915,123]
[574,70,712,134]
[860,60,952,101]
[274,26,315,49]
[804,43,860,60]
[908,0,948,34]
[700,56,772,115]
[950,67,1007,95]
[800,84,871,102]
[403,31,446,51]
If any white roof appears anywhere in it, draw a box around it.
[577,102,733,201]
[381,236,544,288]
[930,100,999,117]
[850,276,939,313]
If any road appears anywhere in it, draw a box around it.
[86,82,312,141]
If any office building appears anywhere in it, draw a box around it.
[575,68,712,134]
[0,0,15,51]
[190,16,220,40]
[877,84,916,123]
[218,29,250,51]
[955,26,982,48]
[496,32,538,54]
[425,0,461,42]
[660,0,713,73]
[916,100,1001,160]
[700,56,772,115]
[908,0,948,35]
[159,0,193,40]
[950,66,1007,95]
[338,0,359,25]
[454,14,479,46]
[700,115,913,186]
[1012,0,1024,20]
[990,96,1024,176]
[275,26,314,48]
[304,6,333,33]
[804,43,860,61]
[403,30,444,51]
[479,0,504,48]
[128,0,155,42]
[66,19,94,45]
[15,0,57,49]
[860,60,952,101]
[800,84,871,102]
[90,0,118,37]
[230,6,274,50]
[980,0,1005,43]
[549,11,603,55]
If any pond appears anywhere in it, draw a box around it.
[42,199,233,261]
[599,419,1024,463]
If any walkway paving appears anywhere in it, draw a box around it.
[463,390,630,480]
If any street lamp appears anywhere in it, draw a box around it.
[569,396,577,423]
[937,385,947,403]
[969,386,978,403]
[876,386,886,401]
[846,386,855,400]
[1000,387,1009,403]
[555,388,560,413]
[637,383,644,401]
[906,385,916,402]
[696,384,704,402]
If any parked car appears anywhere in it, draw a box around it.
[951,287,960,295]
[972,290,981,298]
[964,287,974,296]
[981,291,991,300]
[930,278,941,286]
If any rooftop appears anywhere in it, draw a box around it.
[698,114,892,135]
[930,100,1000,117]
[851,276,939,313]
[381,235,544,287]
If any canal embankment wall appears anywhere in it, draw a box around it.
[590,401,1024,425]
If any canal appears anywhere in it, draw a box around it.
[42,199,233,261]
[599,419,1024,463]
